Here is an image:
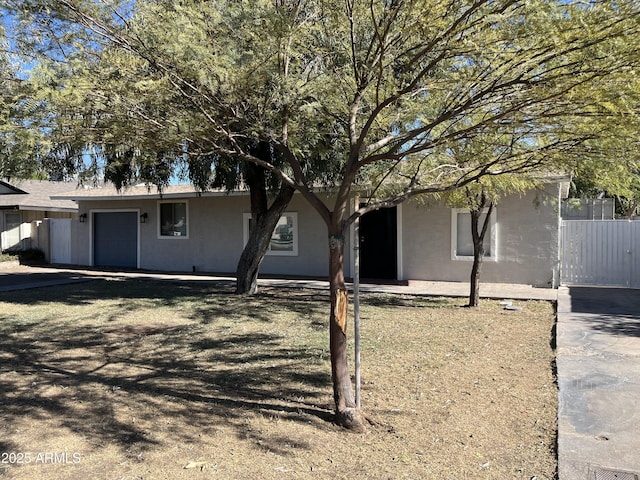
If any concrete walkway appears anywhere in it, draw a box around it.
[557,286,640,480]
[3,264,639,478]
[0,264,558,300]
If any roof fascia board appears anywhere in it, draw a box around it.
[17,205,79,212]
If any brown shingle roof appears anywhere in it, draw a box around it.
[0,180,79,212]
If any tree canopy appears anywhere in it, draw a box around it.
[7,0,639,195]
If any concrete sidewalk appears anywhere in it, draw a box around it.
[0,264,558,300]
[557,287,640,480]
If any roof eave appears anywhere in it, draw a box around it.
[18,205,79,213]
[52,190,251,201]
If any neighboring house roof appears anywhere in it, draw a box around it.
[0,180,80,212]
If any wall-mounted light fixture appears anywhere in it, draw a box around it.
[140,212,148,224]
[79,213,87,223]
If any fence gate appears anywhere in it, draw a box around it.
[49,218,72,264]
[561,220,640,288]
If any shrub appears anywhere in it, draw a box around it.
[18,248,46,264]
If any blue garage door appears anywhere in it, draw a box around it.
[93,212,138,268]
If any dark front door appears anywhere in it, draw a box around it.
[93,212,138,268]
[359,207,397,280]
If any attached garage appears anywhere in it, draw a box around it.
[92,211,139,269]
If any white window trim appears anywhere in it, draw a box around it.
[158,200,190,239]
[243,212,298,256]
[451,208,498,261]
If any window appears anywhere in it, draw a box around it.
[243,212,298,256]
[159,201,189,238]
[451,208,497,261]
[3,212,22,250]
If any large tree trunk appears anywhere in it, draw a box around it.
[235,161,294,294]
[327,225,367,432]
[468,199,494,307]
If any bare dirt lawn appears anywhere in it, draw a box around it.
[0,278,557,479]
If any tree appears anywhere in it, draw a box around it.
[182,142,297,294]
[7,0,640,430]
[432,129,574,307]
[440,175,536,307]
[467,191,494,307]
[569,166,640,218]
[4,0,302,293]
[231,146,295,294]
[557,31,640,218]
[567,121,640,218]
[0,21,49,179]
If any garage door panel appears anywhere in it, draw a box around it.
[93,212,138,268]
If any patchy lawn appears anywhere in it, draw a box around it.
[0,279,557,479]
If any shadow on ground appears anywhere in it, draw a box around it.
[568,287,640,338]
[0,280,339,456]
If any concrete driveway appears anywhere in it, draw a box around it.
[557,286,640,480]
[0,264,91,292]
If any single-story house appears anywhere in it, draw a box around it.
[54,177,569,287]
[0,179,79,254]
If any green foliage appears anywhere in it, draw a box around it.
[564,66,640,217]
[4,0,640,216]
[0,25,46,179]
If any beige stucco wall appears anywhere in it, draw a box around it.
[74,193,339,277]
[72,183,562,286]
[400,184,562,287]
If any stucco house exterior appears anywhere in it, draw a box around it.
[0,179,78,254]
[54,177,568,287]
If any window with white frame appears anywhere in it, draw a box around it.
[3,212,22,250]
[159,201,189,238]
[451,208,497,260]
[243,212,298,256]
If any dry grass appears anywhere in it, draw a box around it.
[0,253,19,263]
[0,279,557,479]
